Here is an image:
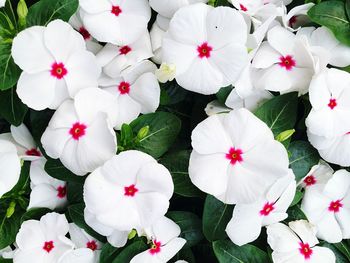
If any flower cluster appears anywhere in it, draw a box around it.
[0,0,349,262]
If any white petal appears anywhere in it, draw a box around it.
[309,246,336,263]
[267,26,295,55]
[323,169,350,201]
[158,238,186,262]
[267,223,300,253]
[152,216,181,245]
[252,42,280,69]
[10,124,36,150]
[289,220,318,247]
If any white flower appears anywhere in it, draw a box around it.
[0,0,5,8]
[229,0,279,21]
[69,10,102,54]
[130,216,186,263]
[189,108,289,204]
[99,60,160,129]
[299,160,333,189]
[68,223,102,263]
[298,26,350,67]
[149,0,208,19]
[14,212,74,263]
[0,139,21,198]
[205,100,230,116]
[267,220,336,263]
[96,31,153,78]
[11,19,101,110]
[41,88,118,175]
[252,26,315,95]
[155,63,176,83]
[162,4,248,95]
[79,0,151,45]
[28,158,67,210]
[0,124,42,161]
[84,150,174,233]
[0,247,13,259]
[280,3,314,31]
[306,68,350,138]
[58,248,95,263]
[308,130,350,167]
[301,169,350,243]
[84,209,129,248]
[226,171,296,245]
[150,21,166,64]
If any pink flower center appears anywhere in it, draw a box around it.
[149,240,162,255]
[240,4,248,11]
[328,98,337,110]
[79,26,91,40]
[50,62,68,79]
[124,184,138,197]
[111,5,122,16]
[118,81,130,94]
[226,147,243,165]
[57,186,67,199]
[43,241,54,253]
[86,240,98,251]
[25,148,41,157]
[278,55,296,70]
[328,200,343,213]
[69,122,87,140]
[303,175,316,186]
[119,45,132,55]
[197,42,213,59]
[289,16,297,27]
[299,242,313,259]
[259,202,275,216]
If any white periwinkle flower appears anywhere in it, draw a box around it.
[226,171,296,245]
[28,158,67,210]
[162,4,248,94]
[301,169,350,243]
[149,0,208,19]
[14,212,74,263]
[84,150,174,234]
[99,60,160,129]
[41,88,118,175]
[189,108,289,204]
[299,160,333,189]
[155,63,176,83]
[267,220,336,263]
[11,19,101,110]
[0,0,5,8]
[0,139,21,198]
[79,0,151,45]
[130,216,186,263]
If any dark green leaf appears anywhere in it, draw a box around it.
[286,205,307,221]
[160,150,203,198]
[68,203,106,243]
[130,112,181,158]
[27,0,79,26]
[45,158,86,183]
[0,42,21,91]
[0,209,23,249]
[346,0,350,20]
[67,181,84,204]
[320,242,349,263]
[100,243,120,263]
[160,81,189,105]
[213,240,269,263]
[290,190,303,207]
[0,257,12,263]
[202,195,233,242]
[333,241,350,261]
[255,92,298,136]
[29,109,54,146]
[2,161,30,199]
[112,241,147,263]
[0,87,27,126]
[20,208,51,223]
[171,248,196,263]
[308,1,350,46]
[288,141,319,181]
[216,86,233,105]
[167,211,204,248]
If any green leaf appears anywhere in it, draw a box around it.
[254,92,298,136]
[202,195,233,242]
[160,81,189,105]
[216,86,233,105]
[1,161,30,199]
[290,190,303,207]
[0,208,23,249]
[167,211,204,248]
[26,0,78,26]
[130,112,181,158]
[29,109,54,145]
[160,150,203,198]
[308,1,350,46]
[288,141,319,181]
[171,248,196,263]
[346,0,350,20]
[0,87,27,126]
[0,257,12,263]
[286,205,307,221]
[67,203,106,243]
[213,240,269,263]
[67,181,84,204]
[320,242,349,263]
[112,241,147,263]
[20,208,51,223]
[100,243,120,263]
[45,158,86,183]
[333,242,350,261]
[0,42,21,91]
